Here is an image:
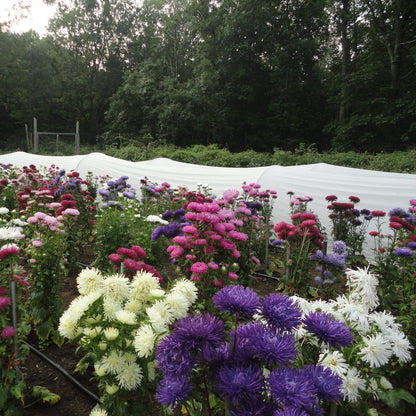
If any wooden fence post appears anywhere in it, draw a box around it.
[75,121,80,155]
[33,117,39,153]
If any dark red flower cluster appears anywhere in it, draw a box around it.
[108,245,162,281]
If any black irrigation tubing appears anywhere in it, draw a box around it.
[22,340,101,405]
[253,272,281,281]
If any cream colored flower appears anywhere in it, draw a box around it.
[116,362,143,390]
[77,268,104,295]
[134,324,156,358]
[102,274,130,302]
[104,327,120,341]
[115,309,137,325]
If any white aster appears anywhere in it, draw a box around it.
[105,384,119,395]
[103,327,120,341]
[367,377,381,400]
[171,279,198,305]
[309,298,334,314]
[101,351,125,375]
[384,329,412,363]
[345,267,379,311]
[116,362,143,390]
[103,297,123,321]
[341,367,367,402]
[147,360,157,382]
[0,207,9,215]
[102,274,130,302]
[335,294,371,334]
[319,350,349,377]
[125,298,145,314]
[358,333,392,367]
[165,292,191,319]
[58,310,80,339]
[12,218,26,226]
[369,311,400,333]
[90,405,108,416]
[77,268,104,295]
[134,324,156,358]
[94,363,106,377]
[146,300,174,334]
[146,215,168,224]
[0,226,24,240]
[130,271,161,303]
[290,295,313,314]
[115,309,137,325]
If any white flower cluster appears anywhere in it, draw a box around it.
[58,267,198,411]
[292,267,412,403]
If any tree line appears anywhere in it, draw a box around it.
[1,0,415,153]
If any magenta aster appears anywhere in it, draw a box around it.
[190,262,209,274]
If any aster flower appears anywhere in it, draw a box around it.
[358,333,393,368]
[1,325,15,338]
[90,406,108,416]
[174,313,225,351]
[259,293,302,331]
[213,363,264,406]
[213,285,260,317]
[268,367,317,410]
[156,375,193,407]
[116,362,143,390]
[134,324,157,358]
[394,247,413,257]
[237,321,298,366]
[303,311,353,348]
[341,367,367,402]
[146,299,174,334]
[273,408,309,416]
[190,262,209,274]
[103,327,119,341]
[101,350,125,375]
[386,330,412,363]
[102,274,130,302]
[77,268,104,296]
[318,350,349,377]
[304,365,342,402]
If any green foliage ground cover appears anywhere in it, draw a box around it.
[104,144,416,174]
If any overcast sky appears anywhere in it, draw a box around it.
[0,0,60,36]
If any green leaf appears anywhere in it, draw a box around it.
[35,320,53,341]
[379,388,416,408]
[32,386,61,406]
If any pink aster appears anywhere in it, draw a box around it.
[186,254,197,260]
[228,230,248,241]
[132,245,147,259]
[228,272,238,280]
[1,326,15,338]
[61,208,80,216]
[117,247,138,259]
[34,212,47,219]
[220,239,236,250]
[32,240,43,247]
[0,246,19,259]
[27,216,38,223]
[223,189,239,201]
[168,245,184,258]
[109,253,122,263]
[371,210,386,217]
[182,225,198,235]
[190,262,209,274]
[0,296,11,310]
[208,262,219,270]
[172,236,189,245]
[237,207,251,215]
[300,219,316,227]
[390,222,402,230]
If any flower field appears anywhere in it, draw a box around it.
[0,162,415,416]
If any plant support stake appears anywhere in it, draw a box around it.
[10,280,21,381]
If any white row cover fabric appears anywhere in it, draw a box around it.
[2,151,416,258]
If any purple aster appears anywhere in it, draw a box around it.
[272,239,286,246]
[309,250,324,261]
[156,375,192,407]
[332,240,346,254]
[268,367,317,410]
[213,285,260,317]
[360,209,371,216]
[259,293,302,331]
[122,191,135,199]
[388,207,408,218]
[162,222,182,238]
[151,226,163,241]
[314,276,323,285]
[236,322,298,366]
[173,208,186,218]
[274,407,309,416]
[323,270,332,278]
[407,242,416,250]
[323,253,346,268]
[303,311,353,348]
[394,247,414,257]
[174,313,225,351]
[162,210,173,220]
[304,365,342,402]
[213,363,264,406]
[156,336,195,377]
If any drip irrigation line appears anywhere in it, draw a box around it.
[253,272,281,281]
[22,341,101,405]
